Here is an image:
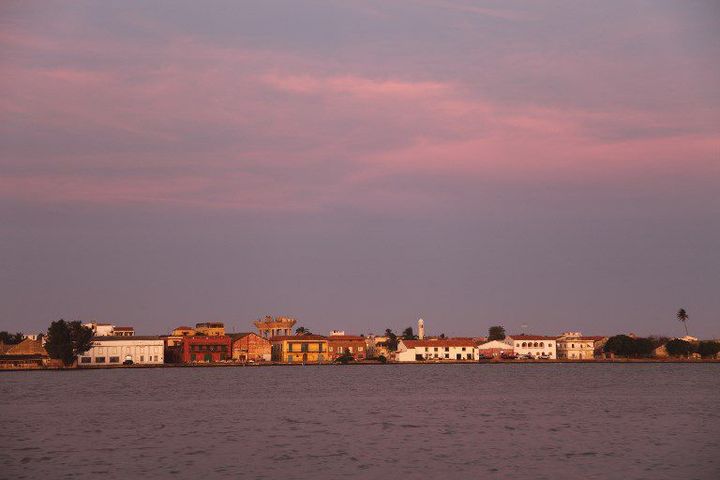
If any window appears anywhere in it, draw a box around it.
[425,347,429,352]
[522,342,527,347]
[462,347,466,351]
[540,342,544,347]
[358,347,363,351]
[548,343,552,347]
[191,354,196,361]
[81,357,91,364]
[444,347,449,351]
[349,347,353,353]
[140,356,144,362]
[434,347,438,352]
[96,357,106,363]
[110,357,120,363]
[444,354,449,358]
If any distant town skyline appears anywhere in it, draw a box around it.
[1,1,719,338]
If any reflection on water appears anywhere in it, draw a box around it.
[1,364,719,479]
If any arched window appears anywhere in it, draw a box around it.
[522,342,527,347]
[533,342,539,347]
[540,342,544,347]
[572,343,575,348]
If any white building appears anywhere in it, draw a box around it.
[78,336,164,366]
[507,335,557,359]
[83,322,115,336]
[112,326,135,337]
[329,330,345,336]
[417,318,425,340]
[476,340,514,358]
[556,332,604,359]
[396,339,477,362]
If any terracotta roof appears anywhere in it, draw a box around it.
[270,335,327,341]
[5,338,48,356]
[92,336,163,341]
[509,334,558,341]
[402,339,477,348]
[227,332,253,338]
[327,335,365,342]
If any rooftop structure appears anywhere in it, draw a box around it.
[254,316,296,339]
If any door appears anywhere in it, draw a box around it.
[204,353,212,362]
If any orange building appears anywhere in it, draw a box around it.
[327,335,367,361]
[230,332,271,362]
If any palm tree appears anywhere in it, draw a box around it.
[676,308,689,336]
[295,326,310,335]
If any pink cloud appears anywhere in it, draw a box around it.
[261,73,451,98]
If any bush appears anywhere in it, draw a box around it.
[604,335,656,358]
[697,341,720,358]
[665,339,695,357]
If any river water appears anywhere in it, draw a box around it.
[1,364,718,479]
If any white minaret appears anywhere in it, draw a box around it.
[418,318,425,340]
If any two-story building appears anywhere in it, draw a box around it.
[194,322,225,336]
[79,336,164,366]
[229,332,271,362]
[180,335,232,363]
[556,332,605,359]
[396,339,478,362]
[270,335,328,363]
[327,335,367,361]
[507,335,557,359]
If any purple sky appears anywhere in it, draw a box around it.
[1,1,719,338]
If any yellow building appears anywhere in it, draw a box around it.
[254,315,297,338]
[270,335,328,363]
[171,326,196,337]
[195,322,225,336]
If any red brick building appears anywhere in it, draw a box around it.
[229,332,271,362]
[327,335,367,361]
[180,335,231,363]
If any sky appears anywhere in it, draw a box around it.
[1,1,719,338]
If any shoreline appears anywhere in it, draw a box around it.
[2,357,719,372]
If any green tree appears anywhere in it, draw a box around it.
[665,339,695,358]
[604,335,636,356]
[0,331,24,345]
[335,347,355,364]
[676,308,689,336]
[698,341,720,358]
[295,326,311,335]
[402,326,416,340]
[384,329,398,351]
[488,326,506,341]
[44,320,94,366]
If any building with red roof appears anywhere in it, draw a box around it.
[396,338,477,362]
[326,335,367,361]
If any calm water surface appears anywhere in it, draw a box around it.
[1,364,718,479]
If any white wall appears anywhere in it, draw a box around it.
[79,339,164,366]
